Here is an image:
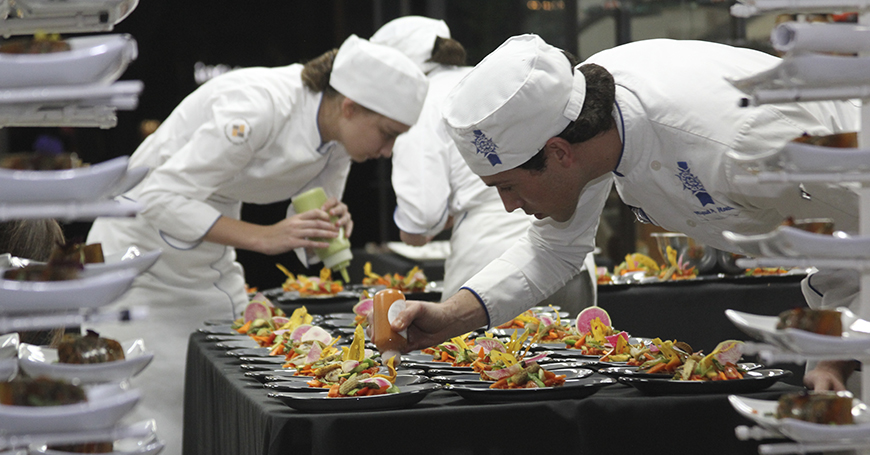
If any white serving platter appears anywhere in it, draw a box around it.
[84,248,161,277]
[0,80,143,129]
[0,383,140,434]
[724,226,870,260]
[18,338,153,383]
[0,156,128,204]
[725,307,870,356]
[0,268,137,313]
[729,395,870,442]
[0,34,137,89]
[0,198,142,222]
[0,0,138,36]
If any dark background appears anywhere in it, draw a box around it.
[5,0,756,290]
[5,0,584,290]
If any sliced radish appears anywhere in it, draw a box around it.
[481,363,523,380]
[303,343,323,364]
[358,377,393,389]
[300,326,332,345]
[353,298,374,317]
[604,331,630,347]
[475,337,507,354]
[575,306,611,333]
[243,301,271,323]
[290,324,312,342]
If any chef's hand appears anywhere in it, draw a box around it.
[391,290,489,351]
[400,230,432,247]
[321,197,353,238]
[204,214,336,255]
[256,210,339,255]
[803,360,857,391]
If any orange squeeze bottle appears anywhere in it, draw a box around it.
[371,288,408,362]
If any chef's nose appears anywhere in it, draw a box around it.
[499,193,522,212]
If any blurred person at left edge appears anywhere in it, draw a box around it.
[86,35,427,455]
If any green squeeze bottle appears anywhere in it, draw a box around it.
[291,187,353,283]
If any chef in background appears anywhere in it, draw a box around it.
[389,35,859,393]
[87,35,428,455]
[372,16,597,315]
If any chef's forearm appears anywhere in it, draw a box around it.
[203,216,266,252]
[445,288,490,332]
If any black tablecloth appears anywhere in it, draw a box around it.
[183,331,803,455]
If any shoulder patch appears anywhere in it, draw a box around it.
[225,118,252,145]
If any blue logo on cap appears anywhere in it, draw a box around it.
[472,130,501,166]
[676,161,714,206]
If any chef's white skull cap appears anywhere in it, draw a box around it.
[330,34,429,126]
[443,34,586,177]
[371,15,451,74]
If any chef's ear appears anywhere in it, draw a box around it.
[339,97,359,118]
[544,137,574,168]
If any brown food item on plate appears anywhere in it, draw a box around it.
[48,241,105,265]
[776,307,842,336]
[2,262,81,281]
[0,377,86,406]
[776,390,854,424]
[0,36,71,54]
[791,132,858,148]
[48,442,115,453]
[58,330,125,364]
[0,152,83,170]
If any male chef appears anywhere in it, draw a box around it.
[391,35,860,391]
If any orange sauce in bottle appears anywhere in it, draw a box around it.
[371,289,408,359]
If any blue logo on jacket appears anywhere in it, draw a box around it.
[472,130,501,166]
[676,161,714,206]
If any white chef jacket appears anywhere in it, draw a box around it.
[88,64,352,314]
[464,39,860,327]
[392,65,597,312]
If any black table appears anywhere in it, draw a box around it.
[183,331,803,455]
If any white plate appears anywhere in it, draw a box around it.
[729,395,870,442]
[725,308,870,355]
[0,383,140,434]
[0,268,137,313]
[18,339,153,383]
[107,166,147,197]
[0,156,129,203]
[777,142,870,173]
[0,198,142,222]
[0,34,136,89]
[0,80,142,106]
[84,248,161,276]
[725,226,870,260]
[37,440,164,455]
[13,0,137,21]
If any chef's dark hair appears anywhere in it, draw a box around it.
[519,58,616,172]
[428,36,466,67]
[301,49,340,95]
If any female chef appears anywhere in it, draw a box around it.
[371,16,597,314]
[389,35,860,392]
[86,35,428,454]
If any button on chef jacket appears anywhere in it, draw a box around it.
[462,39,860,327]
[88,64,351,314]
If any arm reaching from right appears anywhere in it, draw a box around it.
[391,289,489,351]
[804,360,859,392]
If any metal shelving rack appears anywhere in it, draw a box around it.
[728,1,870,453]
[0,1,160,452]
